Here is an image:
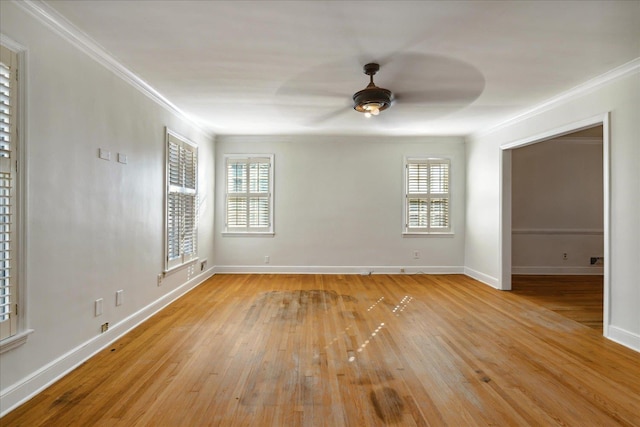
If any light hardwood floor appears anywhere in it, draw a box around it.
[3,274,639,426]
[511,275,604,332]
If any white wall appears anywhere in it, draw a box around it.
[465,69,640,351]
[215,135,465,273]
[511,136,604,274]
[0,2,215,413]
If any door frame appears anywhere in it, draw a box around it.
[499,113,610,336]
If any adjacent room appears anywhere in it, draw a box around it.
[1,1,639,425]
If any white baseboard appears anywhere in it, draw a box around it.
[463,267,499,289]
[607,325,640,353]
[0,268,216,417]
[512,266,604,275]
[213,265,465,275]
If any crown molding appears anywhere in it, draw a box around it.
[12,0,214,138]
[473,57,640,139]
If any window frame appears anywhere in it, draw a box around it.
[164,128,199,272]
[223,154,274,236]
[403,157,453,236]
[0,40,32,351]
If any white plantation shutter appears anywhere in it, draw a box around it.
[165,130,198,270]
[0,45,17,340]
[405,158,451,233]
[225,155,273,233]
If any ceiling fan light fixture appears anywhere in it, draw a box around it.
[353,63,392,116]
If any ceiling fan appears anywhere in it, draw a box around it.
[276,53,485,126]
[352,63,392,117]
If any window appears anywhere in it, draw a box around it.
[0,45,18,340]
[165,129,198,271]
[224,155,274,235]
[404,158,451,234]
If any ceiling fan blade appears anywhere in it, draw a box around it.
[307,105,352,126]
[365,34,432,68]
[375,53,485,98]
[277,85,347,99]
[394,88,482,105]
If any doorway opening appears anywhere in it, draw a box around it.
[499,115,609,335]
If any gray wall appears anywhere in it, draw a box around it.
[0,2,215,413]
[511,135,604,274]
[466,70,640,351]
[215,135,465,273]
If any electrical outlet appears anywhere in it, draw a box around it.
[563,253,568,260]
[116,290,123,306]
[157,273,163,286]
[264,255,270,264]
[95,298,103,317]
[413,250,420,259]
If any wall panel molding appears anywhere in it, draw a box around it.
[512,228,604,236]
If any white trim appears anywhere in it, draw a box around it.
[221,232,275,237]
[11,0,213,138]
[499,114,608,150]
[213,265,465,275]
[511,267,604,275]
[223,154,275,235]
[0,35,29,344]
[163,257,199,276]
[499,148,512,291]
[0,269,215,417]
[0,34,26,53]
[402,232,454,238]
[512,228,604,236]
[607,326,640,353]
[164,129,199,272]
[499,113,611,336]
[463,267,499,289]
[475,58,640,139]
[403,157,452,234]
[602,114,611,337]
[0,329,33,355]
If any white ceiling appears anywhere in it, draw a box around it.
[44,0,640,136]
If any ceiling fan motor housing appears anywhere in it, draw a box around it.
[353,63,393,113]
[353,86,393,112]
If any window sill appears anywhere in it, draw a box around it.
[403,232,455,238]
[0,329,34,354]
[222,231,275,237]
[164,257,199,275]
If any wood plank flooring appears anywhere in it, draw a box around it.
[511,275,603,332]
[3,274,639,426]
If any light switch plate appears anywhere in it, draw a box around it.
[95,298,103,316]
[99,149,111,161]
[116,290,123,306]
[117,153,127,164]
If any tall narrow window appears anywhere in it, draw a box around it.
[224,155,274,235]
[165,130,198,271]
[0,45,18,340]
[404,158,451,234]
